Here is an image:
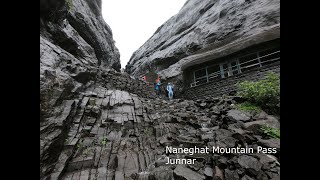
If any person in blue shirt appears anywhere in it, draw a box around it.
[166,83,174,100]
[155,80,161,96]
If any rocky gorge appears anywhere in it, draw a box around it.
[40,0,280,179]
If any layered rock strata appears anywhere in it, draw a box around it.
[126,0,280,93]
[43,91,280,180]
[40,0,151,178]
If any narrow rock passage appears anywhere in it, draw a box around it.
[40,0,280,179]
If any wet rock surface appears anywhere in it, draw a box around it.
[40,0,154,178]
[41,92,280,179]
[40,0,280,179]
[40,72,155,179]
[227,109,251,122]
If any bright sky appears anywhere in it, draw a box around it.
[101,0,186,69]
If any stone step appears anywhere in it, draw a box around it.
[55,100,75,126]
[61,171,73,180]
[65,123,80,145]
[67,152,95,172]
[71,171,81,180]
[74,108,85,124]
[96,167,107,180]
[80,97,90,108]
[89,169,97,180]
[79,169,90,180]
[49,149,74,179]
[65,137,80,148]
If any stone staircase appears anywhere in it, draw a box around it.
[43,87,280,180]
[43,87,160,180]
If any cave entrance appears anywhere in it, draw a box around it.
[186,38,280,88]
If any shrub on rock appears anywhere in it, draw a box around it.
[237,72,280,115]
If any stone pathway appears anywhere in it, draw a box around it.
[43,88,157,180]
[43,87,280,180]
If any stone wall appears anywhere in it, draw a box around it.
[182,62,280,100]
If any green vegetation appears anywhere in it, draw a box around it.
[83,148,89,156]
[83,148,94,157]
[66,0,73,10]
[101,136,107,146]
[236,102,262,114]
[237,72,280,114]
[75,139,96,157]
[144,127,153,136]
[260,125,280,139]
[76,140,83,149]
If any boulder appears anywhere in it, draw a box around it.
[173,166,205,180]
[204,167,213,177]
[241,175,255,180]
[256,136,280,149]
[217,156,228,169]
[224,169,239,180]
[227,110,251,122]
[238,155,262,175]
[244,119,280,130]
[213,166,225,180]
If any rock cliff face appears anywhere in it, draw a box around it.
[125,0,280,83]
[40,0,280,179]
[40,0,121,70]
[40,0,150,178]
